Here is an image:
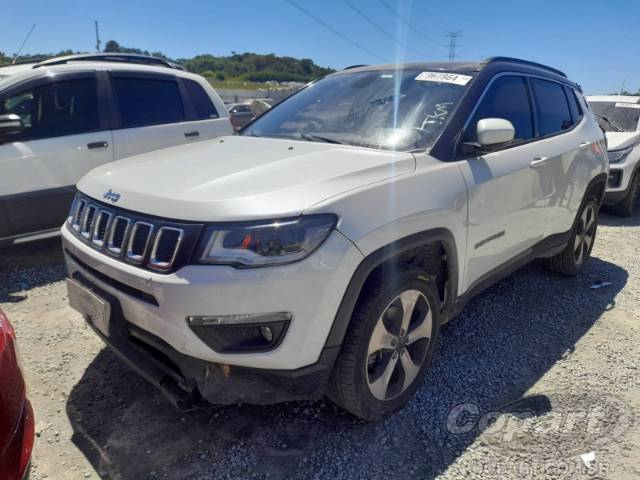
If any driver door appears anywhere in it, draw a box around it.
[457,75,553,292]
[0,72,112,241]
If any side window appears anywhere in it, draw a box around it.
[0,78,99,142]
[565,87,583,123]
[113,77,184,128]
[465,75,534,143]
[531,78,573,136]
[184,79,218,120]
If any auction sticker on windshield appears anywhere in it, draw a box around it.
[415,71,472,86]
[615,102,640,109]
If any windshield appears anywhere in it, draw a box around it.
[242,69,471,151]
[589,101,640,132]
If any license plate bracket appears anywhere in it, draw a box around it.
[67,278,111,336]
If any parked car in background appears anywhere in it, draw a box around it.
[62,57,606,420]
[0,53,233,247]
[250,98,274,117]
[0,308,34,480]
[0,62,37,81]
[587,95,640,216]
[227,102,254,129]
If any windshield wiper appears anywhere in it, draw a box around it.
[299,133,345,144]
[593,112,622,132]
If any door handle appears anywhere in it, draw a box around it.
[87,141,109,149]
[530,156,550,168]
[579,141,591,150]
[184,131,199,138]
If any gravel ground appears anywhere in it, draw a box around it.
[0,211,638,480]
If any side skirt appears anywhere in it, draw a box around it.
[446,230,571,321]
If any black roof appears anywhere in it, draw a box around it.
[338,61,481,74]
[31,53,185,71]
[335,57,570,82]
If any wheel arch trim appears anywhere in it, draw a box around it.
[323,228,458,348]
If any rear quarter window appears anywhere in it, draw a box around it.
[184,79,218,120]
[565,87,583,123]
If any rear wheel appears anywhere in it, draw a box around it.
[544,198,598,276]
[609,171,639,217]
[329,264,440,420]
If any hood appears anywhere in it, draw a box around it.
[78,135,416,221]
[605,131,640,151]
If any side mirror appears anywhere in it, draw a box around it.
[0,114,24,139]
[476,118,515,146]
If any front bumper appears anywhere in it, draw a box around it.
[71,278,341,408]
[603,157,637,203]
[61,222,363,403]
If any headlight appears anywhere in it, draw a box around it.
[198,214,337,267]
[607,146,633,164]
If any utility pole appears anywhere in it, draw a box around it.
[95,20,101,52]
[12,24,36,64]
[446,31,462,62]
[620,78,626,95]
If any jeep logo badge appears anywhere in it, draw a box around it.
[103,189,121,203]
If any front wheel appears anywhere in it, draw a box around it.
[328,264,441,420]
[544,198,598,276]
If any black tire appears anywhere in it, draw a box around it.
[544,197,599,276]
[609,171,639,217]
[328,263,441,420]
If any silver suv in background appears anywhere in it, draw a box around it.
[587,95,640,216]
[0,53,233,246]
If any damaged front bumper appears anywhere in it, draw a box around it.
[69,276,339,411]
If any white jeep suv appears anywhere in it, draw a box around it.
[63,57,607,419]
[0,53,232,246]
[587,95,640,216]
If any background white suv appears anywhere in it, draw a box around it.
[587,95,640,216]
[0,54,233,246]
[62,57,607,419]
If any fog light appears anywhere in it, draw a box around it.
[259,325,274,342]
[187,312,292,326]
[186,312,291,353]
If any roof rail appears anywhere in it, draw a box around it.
[342,64,368,70]
[32,53,185,71]
[480,57,567,78]
[0,59,41,68]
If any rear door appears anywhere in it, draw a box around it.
[0,72,113,240]
[110,72,187,159]
[110,72,230,160]
[457,75,555,291]
[528,79,589,232]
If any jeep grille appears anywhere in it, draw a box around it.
[67,194,203,273]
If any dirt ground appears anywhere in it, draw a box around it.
[0,211,639,479]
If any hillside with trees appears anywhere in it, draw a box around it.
[1,40,334,86]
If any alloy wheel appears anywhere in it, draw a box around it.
[366,289,433,401]
[574,203,596,266]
